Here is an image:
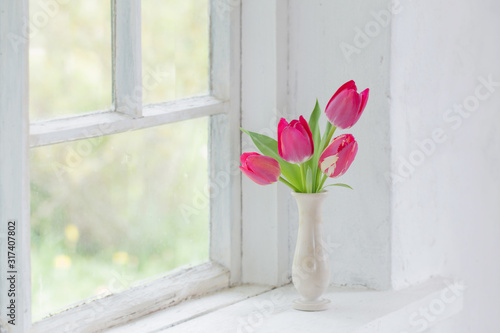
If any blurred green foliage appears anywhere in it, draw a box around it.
[29,0,112,121]
[142,0,209,103]
[29,0,209,321]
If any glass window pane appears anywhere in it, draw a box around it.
[142,0,209,104]
[29,0,112,121]
[30,118,209,321]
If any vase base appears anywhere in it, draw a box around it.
[292,298,331,311]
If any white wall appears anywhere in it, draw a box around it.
[390,0,500,331]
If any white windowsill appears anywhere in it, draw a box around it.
[32,262,231,333]
[104,277,463,333]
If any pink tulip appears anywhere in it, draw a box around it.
[278,116,314,164]
[319,134,358,178]
[325,80,369,129]
[240,152,281,185]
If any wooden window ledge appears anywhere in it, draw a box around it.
[104,278,463,333]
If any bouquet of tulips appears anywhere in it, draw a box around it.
[240,80,369,193]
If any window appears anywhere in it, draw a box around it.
[0,0,241,331]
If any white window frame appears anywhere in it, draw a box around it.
[0,0,241,332]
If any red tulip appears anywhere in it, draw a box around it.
[319,134,358,178]
[240,152,281,185]
[278,116,314,164]
[325,80,369,129]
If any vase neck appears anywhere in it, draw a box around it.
[292,192,327,224]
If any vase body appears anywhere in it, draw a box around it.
[291,191,331,311]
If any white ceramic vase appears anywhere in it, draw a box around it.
[291,191,331,311]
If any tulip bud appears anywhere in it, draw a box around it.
[240,152,281,185]
[319,134,358,178]
[325,80,369,129]
[278,116,314,164]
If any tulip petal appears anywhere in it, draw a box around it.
[359,88,369,114]
[331,141,357,177]
[290,119,310,145]
[277,118,289,158]
[350,88,369,127]
[278,118,288,134]
[246,155,281,182]
[299,115,314,153]
[240,152,260,168]
[320,154,339,176]
[240,166,270,185]
[321,133,350,156]
[331,80,357,101]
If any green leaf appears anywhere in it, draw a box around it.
[307,100,322,191]
[322,183,354,190]
[306,166,313,193]
[308,100,322,148]
[241,128,303,190]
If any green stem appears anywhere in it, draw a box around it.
[279,176,300,192]
[323,125,337,152]
[317,173,328,192]
[320,122,332,152]
[311,162,318,193]
[299,163,307,193]
[316,123,337,187]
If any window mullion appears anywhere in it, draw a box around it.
[209,0,242,285]
[112,0,142,117]
[0,1,31,332]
